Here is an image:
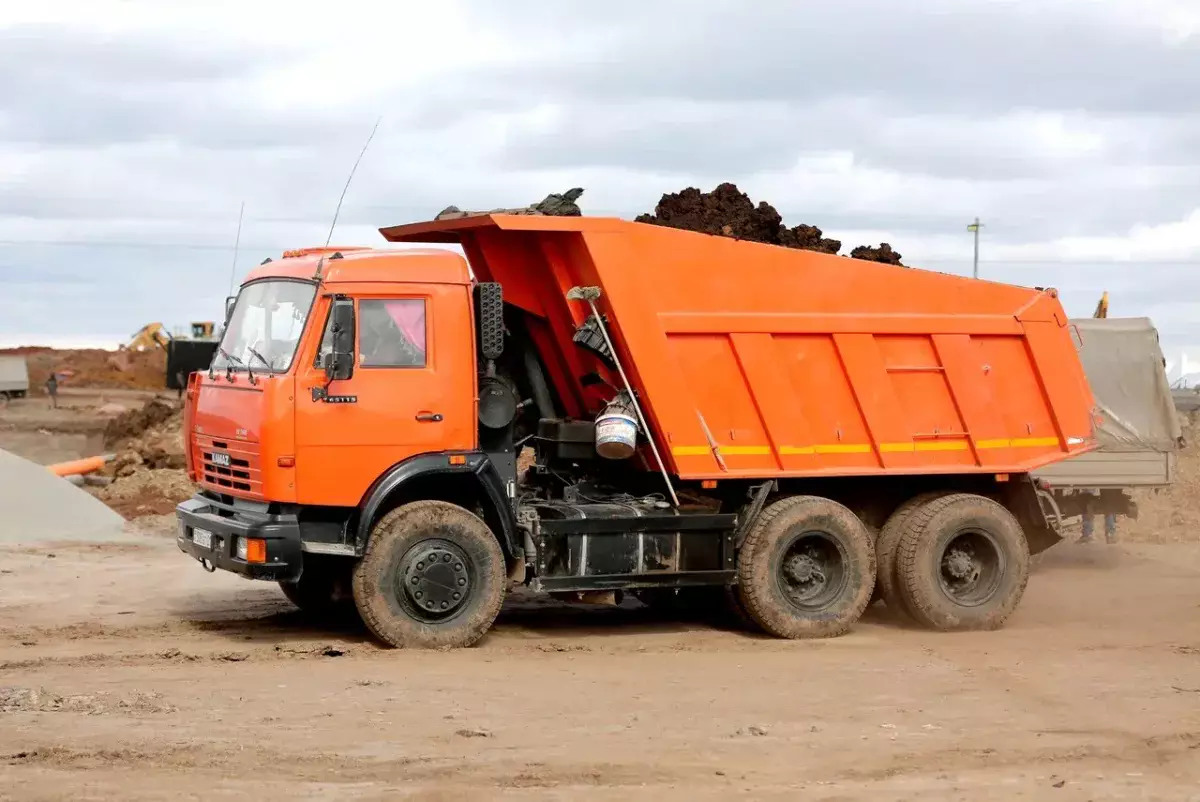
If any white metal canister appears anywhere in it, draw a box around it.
[595,410,639,460]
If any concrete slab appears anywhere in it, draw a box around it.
[0,448,129,544]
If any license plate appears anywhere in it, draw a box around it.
[211,452,231,468]
[192,528,213,549]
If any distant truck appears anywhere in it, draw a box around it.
[1033,317,1182,525]
[0,355,30,399]
[175,214,1096,649]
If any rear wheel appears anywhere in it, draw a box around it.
[278,556,353,616]
[352,501,506,649]
[896,493,1030,631]
[875,492,949,619]
[737,495,875,639]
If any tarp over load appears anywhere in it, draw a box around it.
[1073,317,1182,453]
[1033,317,1181,492]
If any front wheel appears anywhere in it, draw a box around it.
[352,501,507,649]
[736,495,876,639]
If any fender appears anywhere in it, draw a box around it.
[355,452,521,559]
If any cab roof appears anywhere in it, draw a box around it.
[241,246,471,286]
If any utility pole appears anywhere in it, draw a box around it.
[967,217,983,278]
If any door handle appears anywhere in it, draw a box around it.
[416,412,443,422]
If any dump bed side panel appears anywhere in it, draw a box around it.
[577,223,1093,479]
[391,216,1095,480]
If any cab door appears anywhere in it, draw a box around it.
[294,283,477,507]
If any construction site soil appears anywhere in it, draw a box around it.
[2,347,167,394]
[3,353,1200,799]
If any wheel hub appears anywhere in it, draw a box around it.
[937,530,1003,607]
[785,553,821,584]
[778,532,845,612]
[399,543,470,618]
[944,548,976,580]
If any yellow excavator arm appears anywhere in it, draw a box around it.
[125,322,171,351]
[1093,291,1109,319]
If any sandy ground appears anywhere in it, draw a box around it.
[3,390,1200,800]
[0,389,162,465]
[1,524,1198,801]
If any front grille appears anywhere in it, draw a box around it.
[193,434,263,498]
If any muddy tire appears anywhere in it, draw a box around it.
[875,492,949,619]
[896,493,1030,631]
[737,495,876,639]
[723,585,761,633]
[278,557,353,616]
[352,501,506,649]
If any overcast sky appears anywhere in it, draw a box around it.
[2,0,1199,375]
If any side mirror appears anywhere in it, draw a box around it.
[325,298,355,382]
[224,296,237,323]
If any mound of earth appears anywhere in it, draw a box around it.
[637,183,903,264]
[1124,410,1200,543]
[94,398,192,519]
[94,468,194,519]
[104,398,178,451]
[1,346,166,393]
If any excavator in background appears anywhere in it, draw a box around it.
[112,321,221,391]
[123,322,171,352]
[1093,291,1109,319]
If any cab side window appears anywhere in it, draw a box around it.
[359,299,427,368]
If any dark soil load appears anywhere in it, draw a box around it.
[637,183,903,265]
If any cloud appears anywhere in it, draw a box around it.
[0,0,1197,359]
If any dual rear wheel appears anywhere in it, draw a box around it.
[730,491,1030,638]
[882,493,1030,631]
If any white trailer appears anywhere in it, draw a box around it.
[0,355,30,399]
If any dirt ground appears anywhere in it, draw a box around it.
[0,526,1197,801]
[0,389,162,465]
[3,378,1200,800]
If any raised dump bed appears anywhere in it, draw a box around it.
[382,214,1096,480]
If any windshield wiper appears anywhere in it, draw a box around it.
[245,346,273,372]
[215,346,244,382]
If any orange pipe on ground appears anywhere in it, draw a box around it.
[47,454,113,477]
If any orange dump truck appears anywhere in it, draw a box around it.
[176,214,1095,647]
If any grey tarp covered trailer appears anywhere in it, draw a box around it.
[1034,317,1181,500]
[0,355,30,398]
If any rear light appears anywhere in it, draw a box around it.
[277,456,295,468]
[236,537,267,563]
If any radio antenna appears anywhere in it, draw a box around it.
[227,201,244,295]
[315,116,382,283]
[326,116,381,248]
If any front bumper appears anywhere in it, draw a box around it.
[176,494,302,581]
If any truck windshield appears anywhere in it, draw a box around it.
[213,280,316,373]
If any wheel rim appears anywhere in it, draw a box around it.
[395,539,473,623]
[937,529,1004,607]
[776,531,848,612]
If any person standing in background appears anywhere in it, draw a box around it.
[45,372,58,409]
[1079,492,1118,544]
